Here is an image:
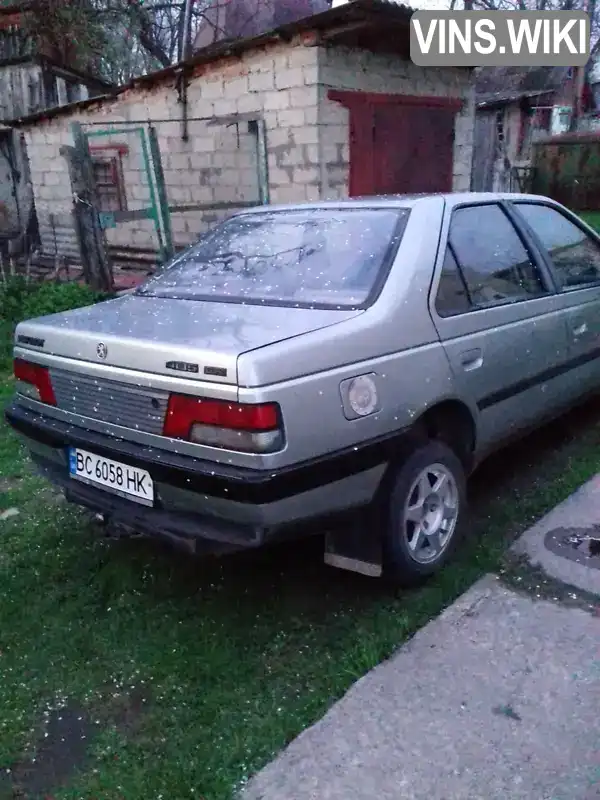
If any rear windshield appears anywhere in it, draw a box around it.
[136,208,408,309]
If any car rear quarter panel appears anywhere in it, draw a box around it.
[240,343,462,468]
[237,197,476,469]
[237,197,449,388]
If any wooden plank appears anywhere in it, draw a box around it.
[60,123,113,293]
[112,209,153,223]
[169,201,259,213]
[471,111,497,192]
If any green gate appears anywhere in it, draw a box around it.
[76,121,174,262]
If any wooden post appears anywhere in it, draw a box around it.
[60,122,114,293]
[569,0,592,132]
[569,66,586,132]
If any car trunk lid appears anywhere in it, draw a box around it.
[14,294,362,385]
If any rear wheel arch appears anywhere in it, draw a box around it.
[373,399,476,509]
[385,399,477,471]
[416,399,477,472]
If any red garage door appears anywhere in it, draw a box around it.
[329,90,463,197]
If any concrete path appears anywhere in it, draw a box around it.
[242,479,600,800]
[512,472,600,598]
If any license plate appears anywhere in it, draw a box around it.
[68,448,154,507]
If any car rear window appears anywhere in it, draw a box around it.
[136,208,408,309]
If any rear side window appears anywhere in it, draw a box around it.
[435,246,470,316]
[515,203,600,289]
[435,204,546,316]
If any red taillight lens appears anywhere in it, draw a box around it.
[163,394,279,439]
[13,358,56,405]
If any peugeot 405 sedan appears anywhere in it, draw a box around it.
[6,192,600,584]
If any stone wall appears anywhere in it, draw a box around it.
[317,46,475,198]
[23,83,263,258]
[22,34,321,261]
[80,118,260,251]
[24,119,78,259]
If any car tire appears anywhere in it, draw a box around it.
[383,440,467,586]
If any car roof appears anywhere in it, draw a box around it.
[238,192,556,214]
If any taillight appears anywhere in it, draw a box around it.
[13,358,56,405]
[163,394,283,453]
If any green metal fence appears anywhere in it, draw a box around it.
[74,121,174,263]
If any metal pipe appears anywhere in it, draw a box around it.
[252,118,270,205]
[181,0,195,61]
[179,67,190,142]
[179,0,195,142]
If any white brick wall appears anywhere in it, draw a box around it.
[23,37,321,258]
[24,122,77,258]
[21,33,475,264]
[317,46,475,197]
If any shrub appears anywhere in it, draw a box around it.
[0,320,13,372]
[0,276,108,325]
[1,277,108,324]
[0,276,32,325]
[0,277,114,372]
[20,281,108,322]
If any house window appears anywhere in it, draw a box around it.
[42,71,58,107]
[65,81,80,103]
[27,75,40,111]
[92,157,126,213]
[533,107,552,132]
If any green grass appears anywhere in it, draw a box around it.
[0,320,13,374]
[1,370,600,800]
[579,210,600,231]
[2,210,600,798]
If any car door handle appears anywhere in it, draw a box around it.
[572,322,588,338]
[460,348,483,371]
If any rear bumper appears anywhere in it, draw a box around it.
[5,402,388,549]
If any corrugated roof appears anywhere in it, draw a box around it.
[7,0,421,127]
[475,66,570,108]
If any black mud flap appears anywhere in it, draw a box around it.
[324,518,383,578]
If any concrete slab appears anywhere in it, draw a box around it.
[242,576,600,800]
[512,474,600,597]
